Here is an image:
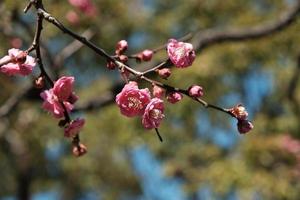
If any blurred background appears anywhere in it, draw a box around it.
[0,0,300,199]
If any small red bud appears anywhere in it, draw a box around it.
[119,55,128,63]
[141,49,153,61]
[152,85,165,98]
[188,85,204,98]
[115,40,128,55]
[106,61,116,70]
[237,120,253,134]
[167,92,183,104]
[157,68,171,79]
[72,143,87,157]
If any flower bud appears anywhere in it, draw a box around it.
[141,49,153,61]
[188,85,203,98]
[237,120,253,134]
[230,104,248,120]
[152,85,165,98]
[72,143,87,157]
[167,92,183,104]
[115,40,128,55]
[157,68,171,79]
[119,55,128,63]
[106,61,116,70]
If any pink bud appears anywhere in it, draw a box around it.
[141,49,153,61]
[53,76,75,101]
[116,40,128,55]
[167,92,183,104]
[237,120,253,134]
[64,118,85,138]
[34,76,45,89]
[188,85,204,98]
[142,98,165,129]
[106,61,116,70]
[230,104,248,120]
[72,143,87,157]
[152,85,165,98]
[157,68,171,79]
[119,55,128,63]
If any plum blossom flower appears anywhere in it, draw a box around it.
[167,39,196,68]
[116,81,151,117]
[237,120,254,134]
[167,92,183,104]
[53,76,75,101]
[0,48,35,76]
[142,98,165,129]
[188,85,204,98]
[40,89,74,118]
[64,118,85,137]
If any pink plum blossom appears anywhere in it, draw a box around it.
[116,40,128,55]
[167,92,183,104]
[188,85,204,98]
[66,10,80,25]
[64,118,85,137]
[40,89,74,118]
[53,76,75,101]
[237,120,253,134]
[167,39,196,68]
[0,48,36,76]
[116,81,151,117]
[142,98,165,129]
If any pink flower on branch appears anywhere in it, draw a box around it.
[64,118,85,137]
[68,0,97,17]
[40,89,74,118]
[167,39,196,68]
[53,76,75,101]
[0,48,35,76]
[116,81,151,117]
[142,98,165,129]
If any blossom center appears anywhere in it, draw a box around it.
[127,97,143,109]
[150,109,164,119]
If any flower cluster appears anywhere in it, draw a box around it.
[40,76,85,138]
[0,48,36,76]
[229,104,253,134]
[116,81,165,129]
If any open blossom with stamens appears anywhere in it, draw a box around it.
[167,39,196,68]
[116,81,151,117]
[40,89,74,118]
[0,48,35,76]
[142,98,165,129]
[64,118,85,137]
[53,76,75,101]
